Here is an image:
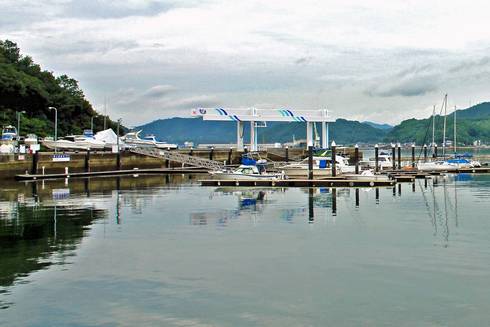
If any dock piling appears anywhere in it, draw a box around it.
[85,150,90,172]
[411,144,415,168]
[354,144,359,174]
[397,143,401,169]
[308,146,313,180]
[392,144,396,170]
[31,151,39,175]
[375,144,379,172]
[331,141,337,177]
[285,146,289,162]
[424,144,428,162]
[228,148,233,165]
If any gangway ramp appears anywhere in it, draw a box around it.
[130,147,225,170]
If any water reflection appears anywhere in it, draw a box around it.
[1,173,490,319]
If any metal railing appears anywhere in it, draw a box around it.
[129,147,225,170]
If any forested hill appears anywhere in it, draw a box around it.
[137,117,389,145]
[0,40,118,137]
[385,102,490,145]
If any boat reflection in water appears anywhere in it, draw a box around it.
[1,173,490,325]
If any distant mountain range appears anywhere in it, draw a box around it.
[137,102,490,146]
[362,121,393,130]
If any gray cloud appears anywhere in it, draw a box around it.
[63,0,176,19]
[143,85,177,98]
[449,57,490,73]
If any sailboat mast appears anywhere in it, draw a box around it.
[442,94,447,158]
[454,105,457,154]
[432,104,436,151]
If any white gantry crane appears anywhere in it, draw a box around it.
[191,107,335,151]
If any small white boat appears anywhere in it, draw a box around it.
[210,165,284,180]
[360,152,393,170]
[42,136,89,151]
[1,125,18,143]
[343,170,390,182]
[24,134,38,146]
[417,161,456,171]
[279,155,351,177]
[122,131,177,149]
[72,131,106,150]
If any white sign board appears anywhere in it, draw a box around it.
[30,144,40,152]
[52,154,70,162]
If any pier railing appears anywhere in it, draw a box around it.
[129,147,225,170]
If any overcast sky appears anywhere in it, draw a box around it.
[3,0,490,126]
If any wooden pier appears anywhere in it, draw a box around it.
[15,167,208,181]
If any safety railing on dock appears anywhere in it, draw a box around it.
[129,147,225,170]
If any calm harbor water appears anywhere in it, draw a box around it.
[1,174,490,326]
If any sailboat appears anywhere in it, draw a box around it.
[418,95,480,171]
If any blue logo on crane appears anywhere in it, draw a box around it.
[278,109,307,122]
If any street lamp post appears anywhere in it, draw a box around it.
[49,107,58,153]
[91,115,97,132]
[16,110,26,140]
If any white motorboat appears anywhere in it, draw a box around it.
[279,155,350,177]
[360,152,393,170]
[122,131,177,149]
[24,134,38,146]
[1,125,17,143]
[72,130,106,150]
[343,170,391,182]
[210,165,284,180]
[42,136,89,151]
[417,161,457,171]
[280,159,334,177]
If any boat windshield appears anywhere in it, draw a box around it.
[2,127,16,134]
[236,167,257,175]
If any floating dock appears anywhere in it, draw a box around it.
[200,179,395,187]
[15,167,208,181]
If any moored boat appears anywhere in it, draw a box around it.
[210,165,284,180]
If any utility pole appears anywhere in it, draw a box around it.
[49,107,58,153]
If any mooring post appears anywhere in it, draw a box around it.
[434,144,438,158]
[331,141,337,177]
[391,143,396,170]
[31,151,39,175]
[354,144,359,174]
[285,146,289,162]
[209,147,214,160]
[423,144,428,163]
[411,143,415,168]
[85,150,90,172]
[165,159,170,168]
[308,145,313,180]
[189,148,193,156]
[397,143,401,169]
[375,144,379,172]
[116,150,121,170]
[228,147,233,165]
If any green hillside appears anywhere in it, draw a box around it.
[0,40,119,137]
[385,102,490,145]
